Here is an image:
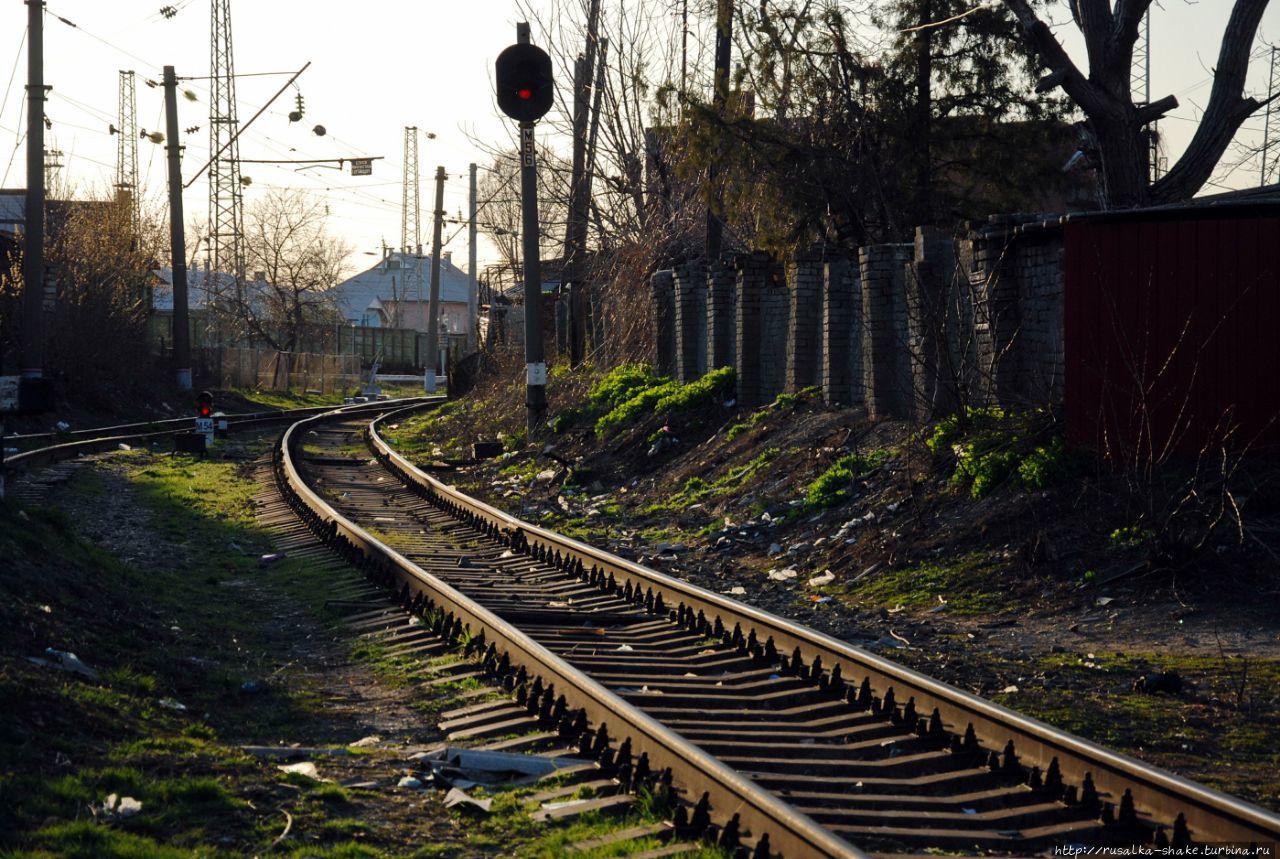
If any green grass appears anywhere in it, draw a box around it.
[848,552,1004,614]
[805,450,888,509]
[595,367,735,437]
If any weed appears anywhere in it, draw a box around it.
[806,450,887,509]
[595,367,735,437]
[1109,525,1155,550]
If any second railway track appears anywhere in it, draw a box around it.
[275,402,1280,858]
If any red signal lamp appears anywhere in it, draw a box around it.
[518,88,533,100]
[196,390,214,418]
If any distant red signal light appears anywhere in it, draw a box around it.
[518,88,533,100]
[196,390,214,418]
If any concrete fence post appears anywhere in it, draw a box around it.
[735,252,772,407]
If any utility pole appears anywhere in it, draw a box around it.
[21,0,46,381]
[705,0,731,260]
[164,66,192,390]
[467,162,478,353]
[563,0,601,366]
[424,166,446,393]
[115,70,140,234]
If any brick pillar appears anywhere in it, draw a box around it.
[822,255,862,407]
[735,253,770,407]
[971,224,1022,406]
[673,260,708,383]
[906,226,959,421]
[786,248,824,392]
[707,258,737,371]
[761,270,789,403]
[860,243,914,420]
[650,269,676,378]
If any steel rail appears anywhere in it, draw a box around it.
[4,398,438,474]
[277,409,867,859]
[363,403,1280,848]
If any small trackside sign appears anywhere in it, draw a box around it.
[521,125,535,167]
[526,362,547,385]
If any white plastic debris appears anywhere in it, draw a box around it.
[808,571,835,587]
[94,793,142,820]
[36,649,100,681]
[350,735,381,748]
[443,787,492,812]
[725,586,747,596]
[767,568,798,582]
[158,697,187,711]
[277,762,321,780]
[398,776,424,789]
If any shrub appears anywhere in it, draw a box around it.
[595,366,735,437]
[588,364,663,410]
[806,451,886,508]
[1019,436,1071,490]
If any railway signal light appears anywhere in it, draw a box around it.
[495,43,554,123]
[196,390,213,418]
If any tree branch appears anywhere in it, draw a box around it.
[1000,0,1108,117]
[1153,0,1271,202]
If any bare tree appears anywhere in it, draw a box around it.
[1002,0,1274,207]
[237,188,349,352]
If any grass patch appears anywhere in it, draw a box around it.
[805,450,888,509]
[848,552,1003,613]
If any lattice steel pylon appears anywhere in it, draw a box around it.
[209,0,245,295]
[401,126,421,254]
[1261,46,1280,186]
[1132,10,1163,182]
[115,70,140,233]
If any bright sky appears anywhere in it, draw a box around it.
[2,1,1279,275]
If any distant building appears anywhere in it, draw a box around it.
[327,250,472,335]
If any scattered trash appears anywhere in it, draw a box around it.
[535,468,558,483]
[1000,685,1019,694]
[809,595,833,604]
[767,543,783,557]
[92,793,142,820]
[725,586,747,596]
[541,798,591,812]
[768,568,798,582]
[278,762,322,780]
[871,636,906,650]
[443,787,492,812]
[808,571,835,587]
[30,648,100,681]
[888,629,911,646]
[158,697,187,711]
[1095,596,1114,606]
[55,420,70,432]
[117,443,132,452]
[397,776,424,789]
[350,735,381,748]
[40,604,51,614]
[259,553,286,567]
[963,807,978,815]
[929,597,950,613]
[615,644,634,652]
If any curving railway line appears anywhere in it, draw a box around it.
[261,400,1280,858]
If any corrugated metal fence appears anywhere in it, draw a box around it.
[1064,205,1280,458]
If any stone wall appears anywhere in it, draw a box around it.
[650,215,1066,419]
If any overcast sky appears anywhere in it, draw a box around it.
[2,1,1280,274]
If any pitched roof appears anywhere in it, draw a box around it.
[327,251,471,324]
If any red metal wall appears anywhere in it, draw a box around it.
[1064,207,1280,459]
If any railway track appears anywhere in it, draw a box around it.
[263,402,1280,855]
